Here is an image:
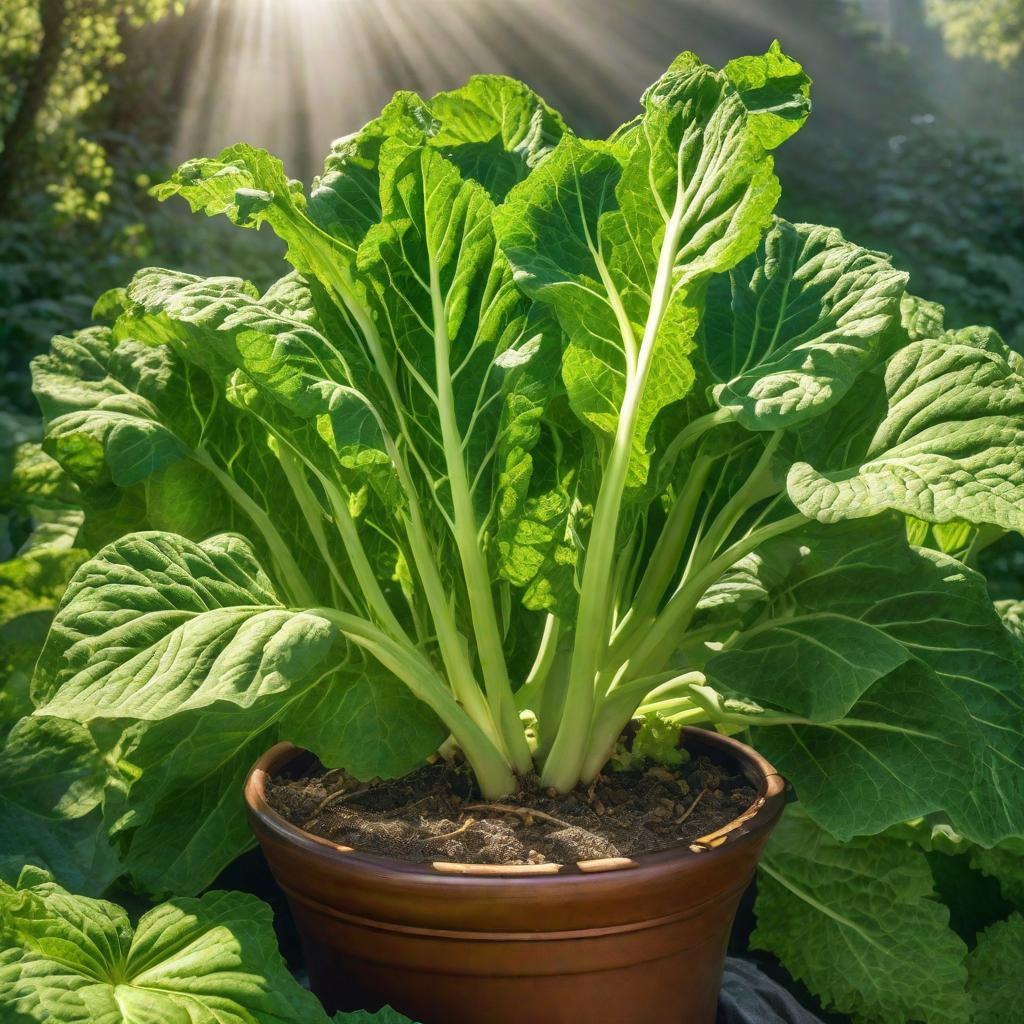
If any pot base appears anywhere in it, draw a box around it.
[297,899,734,1024]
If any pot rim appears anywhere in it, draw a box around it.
[244,726,786,879]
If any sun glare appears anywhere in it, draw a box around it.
[171,0,724,179]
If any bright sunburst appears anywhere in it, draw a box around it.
[171,0,762,177]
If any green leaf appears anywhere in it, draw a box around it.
[995,598,1024,650]
[704,220,907,430]
[788,330,1024,531]
[33,532,336,720]
[308,93,431,253]
[705,518,1014,723]
[425,74,566,201]
[899,292,945,341]
[967,913,1024,1023]
[32,328,194,489]
[753,811,970,1024]
[104,710,276,896]
[0,718,119,896]
[750,661,992,840]
[496,137,648,464]
[25,530,446,894]
[116,268,375,418]
[287,658,447,782]
[722,40,812,149]
[308,78,564,250]
[151,143,305,231]
[703,514,1024,843]
[610,711,688,771]
[356,133,542,519]
[32,325,331,604]
[0,872,332,1023]
[2,443,81,517]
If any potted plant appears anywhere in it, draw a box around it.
[28,42,1024,1024]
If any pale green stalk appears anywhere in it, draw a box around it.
[312,607,515,797]
[428,253,531,775]
[614,452,714,643]
[516,614,560,712]
[623,512,808,679]
[192,447,315,608]
[541,182,692,792]
[272,441,358,610]
[659,407,733,465]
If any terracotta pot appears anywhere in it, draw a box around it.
[244,727,786,1024]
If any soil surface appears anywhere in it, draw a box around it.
[266,746,758,866]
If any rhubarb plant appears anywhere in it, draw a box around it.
[21,44,1024,895]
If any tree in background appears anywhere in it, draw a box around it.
[0,0,281,413]
[0,0,185,217]
[925,0,1024,66]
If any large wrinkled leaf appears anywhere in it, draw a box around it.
[33,532,336,720]
[967,914,1024,1023]
[356,134,545,521]
[705,518,1019,723]
[2,443,81,519]
[288,659,448,783]
[495,400,584,613]
[0,870,332,1024]
[704,220,907,429]
[32,328,195,489]
[308,94,431,253]
[109,663,445,898]
[702,519,1024,844]
[309,77,563,248]
[753,812,970,1024]
[751,661,1002,842]
[150,143,305,232]
[789,331,1024,531]
[422,75,566,202]
[698,523,1023,845]
[115,268,374,417]
[27,532,444,895]
[31,327,234,535]
[103,705,301,897]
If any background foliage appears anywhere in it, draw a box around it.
[924,0,1024,67]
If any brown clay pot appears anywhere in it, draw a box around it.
[244,727,786,1024]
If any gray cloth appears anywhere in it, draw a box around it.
[718,958,824,1024]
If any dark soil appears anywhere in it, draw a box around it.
[266,748,758,866]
